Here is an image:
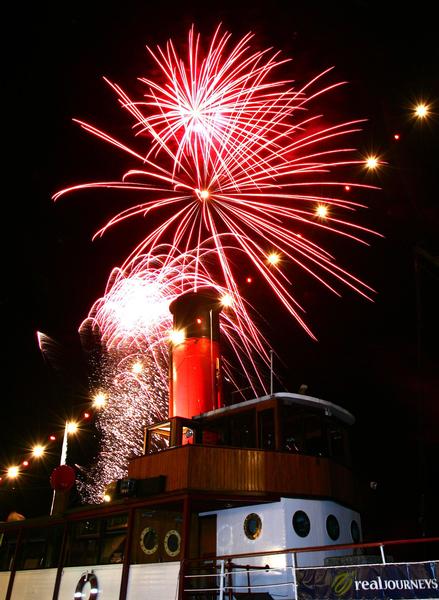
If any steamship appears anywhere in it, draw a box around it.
[0,290,367,599]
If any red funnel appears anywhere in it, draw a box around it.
[169,291,222,418]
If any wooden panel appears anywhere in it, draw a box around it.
[129,447,189,490]
[128,445,354,505]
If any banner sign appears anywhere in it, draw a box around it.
[296,560,439,599]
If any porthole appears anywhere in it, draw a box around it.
[243,513,262,540]
[326,514,340,541]
[164,529,181,557]
[140,527,158,555]
[292,510,311,538]
[351,519,361,543]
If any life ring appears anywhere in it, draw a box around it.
[74,571,99,600]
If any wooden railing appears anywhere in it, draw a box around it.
[128,444,355,505]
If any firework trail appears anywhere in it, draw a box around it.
[55,25,380,340]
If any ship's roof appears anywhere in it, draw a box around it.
[195,392,355,425]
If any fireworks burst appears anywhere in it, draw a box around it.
[59,26,382,501]
[55,25,380,339]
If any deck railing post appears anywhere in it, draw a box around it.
[379,544,386,564]
[219,559,225,600]
[246,564,251,593]
[291,551,298,600]
[226,558,233,600]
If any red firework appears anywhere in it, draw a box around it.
[54,26,381,338]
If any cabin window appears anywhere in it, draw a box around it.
[243,513,262,540]
[65,520,102,566]
[65,514,128,566]
[351,520,361,543]
[326,514,340,541]
[100,514,128,564]
[16,525,63,569]
[292,510,311,538]
[0,531,18,571]
[258,409,275,450]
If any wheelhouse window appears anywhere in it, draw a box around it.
[230,411,256,448]
[327,421,350,465]
[303,415,328,457]
[281,406,306,453]
[258,409,275,450]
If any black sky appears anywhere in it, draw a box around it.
[1,1,438,536]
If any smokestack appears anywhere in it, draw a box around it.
[169,290,223,418]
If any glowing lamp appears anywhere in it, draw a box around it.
[170,329,186,345]
[103,494,111,502]
[315,204,328,219]
[246,276,253,283]
[414,103,429,119]
[32,445,45,458]
[22,460,29,467]
[93,392,107,408]
[394,133,400,140]
[49,435,56,441]
[365,155,379,170]
[196,317,202,324]
[7,466,19,479]
[66,422,78,435]
[267,252,280,265]
[344,185,351,191]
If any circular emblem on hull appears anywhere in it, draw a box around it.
[164,529,181,557]
[74,572,99,600]
[140,526,158,555]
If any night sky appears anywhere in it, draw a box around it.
[1,1,438,539]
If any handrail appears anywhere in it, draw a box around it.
[182,537,439,599]
[183,535,439,564]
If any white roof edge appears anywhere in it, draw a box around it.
[195,391,355,425]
